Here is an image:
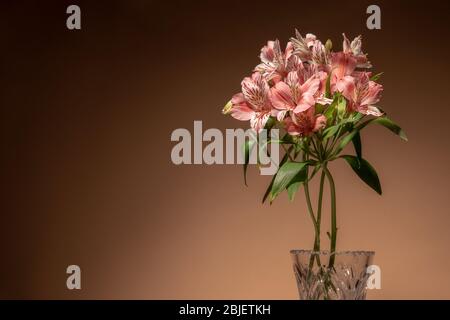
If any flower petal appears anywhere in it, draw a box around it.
[284,117,301,136]
[250,113,270,132]
[300,76,320,97]
[331,52,357,80]
[230,103,255,121]
[302,93,315,106]
[336,76,356,101]
[241,73,270,110]
[364,105,383,117]
[342,33,351,53]
[269,81,295,110]
[294,102,313,113]
[276,109,288,121]
[360,81,383,107]
[313,114,327,132]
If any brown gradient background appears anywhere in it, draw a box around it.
[1,0,450,299]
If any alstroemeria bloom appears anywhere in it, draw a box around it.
[336,72,383,116]
[311,40,329,66]
[290,30,317,62]
[269,71,320,121]
[255,40,299,83]
[342,33,372,68]
[297,63,331,105]
[330,51,357,93]
[285,108,327,136]
[230,73,273,132]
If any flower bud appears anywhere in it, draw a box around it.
[325,39,333,52]
[222,100,233,115]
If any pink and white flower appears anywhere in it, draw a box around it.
[285,108,327,136]
[342,33,372,68]
[330,51,357,93]
[297,63,331,104]
[255,40,299,83]
[290,30,317,62]
[269,71,320,121]
[336,72,383,116]
[230,73,273,132]
[311,40,329,66]
[226,30,384,133]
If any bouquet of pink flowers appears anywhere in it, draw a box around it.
[223,31,407,265]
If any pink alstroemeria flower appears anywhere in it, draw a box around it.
[330,51,357,94]
[285,108,327,136]
[269,71,320,121]
[336,72,383,116]
[311,40,329,66]
[297,63,332,105]
[255,40,299,83]
[342,33,372,68]
[230,73,273,132]
[290,30,317,62]
[291,30,329,67]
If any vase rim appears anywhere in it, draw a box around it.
[290,249,375,256]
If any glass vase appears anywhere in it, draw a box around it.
[290,250,375,300]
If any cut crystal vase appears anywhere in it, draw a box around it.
[290,250,375,300]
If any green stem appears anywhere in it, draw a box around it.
[324,137,331,156]
[281,144,294,161]
[304,141,319,159]
[323,166,337,268]
[328,126,343,155]
[304,181,318,244]
[310,169,326,271]
[316,170,326,245]
[304,180,321,269]
[311,138,322,162]
[303,153,320,269]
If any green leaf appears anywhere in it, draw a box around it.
[338,121,354,138]
[334,128,359,155]
[370,72,383,81]
[337,96,347,119]
[270,161,310,201]
[323,124,340,140]
[373,117,408,141]
[243,139,256,186]
[352,112,364,123]
[324,95,338,124]
[315,103,325,114]
[287,182,301,202]
[341,155,382,195]
[262,148,291,204]
[334,115,407,157]
[286,166,308,201]
[356,116,407,141]
[352,131,362,161]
